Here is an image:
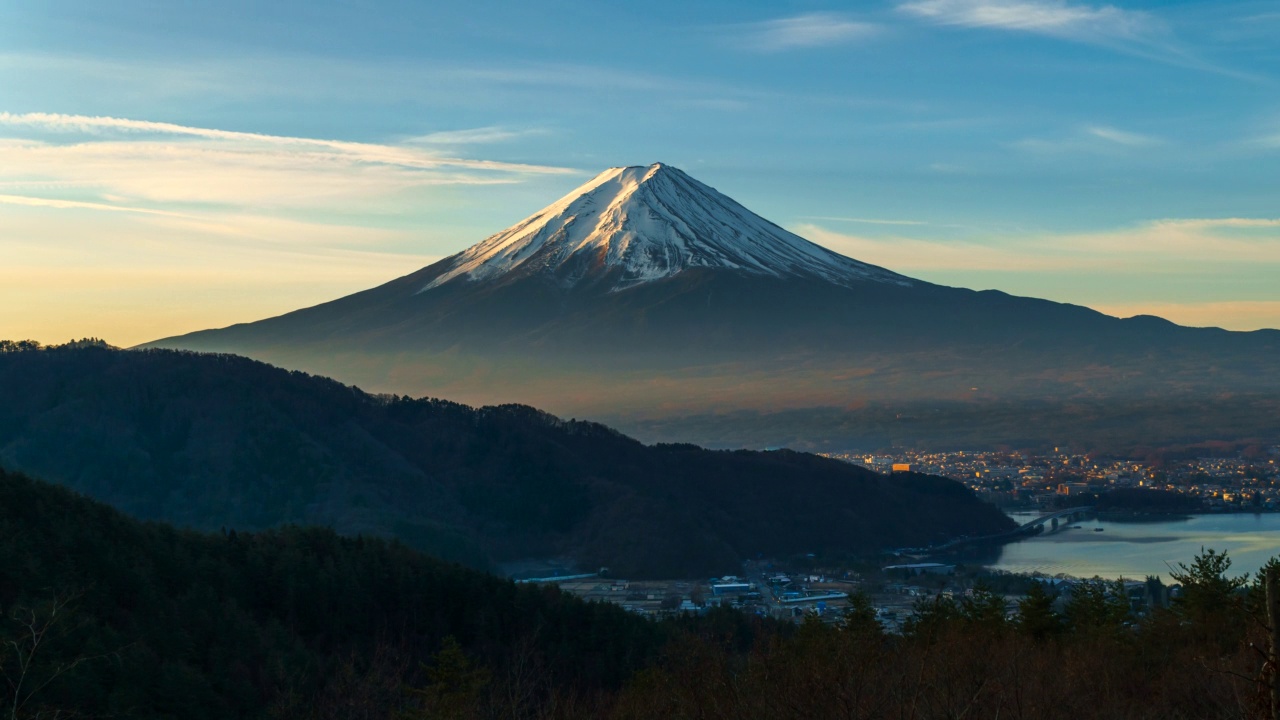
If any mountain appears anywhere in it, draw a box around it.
[0,466,668,719]
[421,163,911,292]
[146,163,1280,450]
[0,344,1014,577]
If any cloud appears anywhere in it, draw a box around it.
[1013,124,1164,154]
[0,112,571,174]
[1254,129,1280,148]
[0,193,195,218]
[797,223,1073,272]
[898,0,1154,43]
[801,216,931,226]
[796,215,1280,273]
[0,138,528,211]
[408,126,547,145]
[796,217,1280,330]
[732,13,881,51]
[896,0,1268,80]
[0,111,582,347]
[0,112,584,217]
[1086,125,1162,146]
[1149,217,1280,231]
[1234,11,1280,24]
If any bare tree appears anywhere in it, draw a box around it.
[0,591,115,720]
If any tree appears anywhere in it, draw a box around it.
[902,594,960,641]
[839,591,882,638]
[959,583,1008,632]
[1169,547,1247,642]
[1063,578,1129,634]
[0,591,112,720]
[1016,581,1062,641]
[401,637,491,720]
[0,341,40,354]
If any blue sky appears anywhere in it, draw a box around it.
[2,0,1278,344]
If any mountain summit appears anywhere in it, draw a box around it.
[147,163,1280,449]
[423,163,909,292]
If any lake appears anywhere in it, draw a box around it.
[960,511,1280,581]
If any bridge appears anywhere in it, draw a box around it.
[1019,506,1094,535]
[923,506,1096,552]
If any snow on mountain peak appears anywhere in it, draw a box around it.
[421,162,911,292]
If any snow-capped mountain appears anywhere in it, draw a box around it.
[423,163,911,292]
[146,162,1280,448]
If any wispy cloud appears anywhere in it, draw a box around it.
[0,111,583,216]
[1145,216,1280,232]
[796,216,1280,330]
[801,216,931,226]
[898,0,1155,43]
[0,110,579,345]
[1086,125,1162,146]
[1255,130,1280,148]
[797,216,1280,273]
[897,0,1267,81]
[798,224,1071,272]
[1013,124,1164,154]
[408,126,547,145]
[1235,11,1280,24]
[0,193,195,217]
[731,13,881,51]
[0,138,524,211]
[0,112,571,174]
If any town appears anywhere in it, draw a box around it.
[514,446,1280,625]
[520,559,1184,635]
[824,446,1280,511]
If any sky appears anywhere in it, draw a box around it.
[2,0,1278,346]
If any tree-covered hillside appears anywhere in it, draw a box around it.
[0,343,1013,576]
[4,465,1273,720]
[0,467,667,719]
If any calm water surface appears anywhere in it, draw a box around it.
[968,512,1280,580]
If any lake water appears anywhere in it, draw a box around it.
[959,512,1280,581]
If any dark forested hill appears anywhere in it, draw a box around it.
[3,464,1263,720]
[0,344,1013,576]
[0,467,666,719]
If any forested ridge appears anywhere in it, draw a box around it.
[0,467,672,719]
[0,343,1012,577]
[4,466,1278,719]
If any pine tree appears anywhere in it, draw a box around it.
[960,582,1008,632]
[401,637,491,720]
[1063,578,1129,634]
[1016,581,1062,641]
[1169,547,1248,649]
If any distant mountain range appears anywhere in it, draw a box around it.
[0,345,1012,577]
[146,163,1280,450]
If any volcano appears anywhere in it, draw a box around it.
[419,162,910,291]
[147,163,1280,449]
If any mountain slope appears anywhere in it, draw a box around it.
[145,163,1280,447]
[0,345,1014,576]
[0,466,666,719]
